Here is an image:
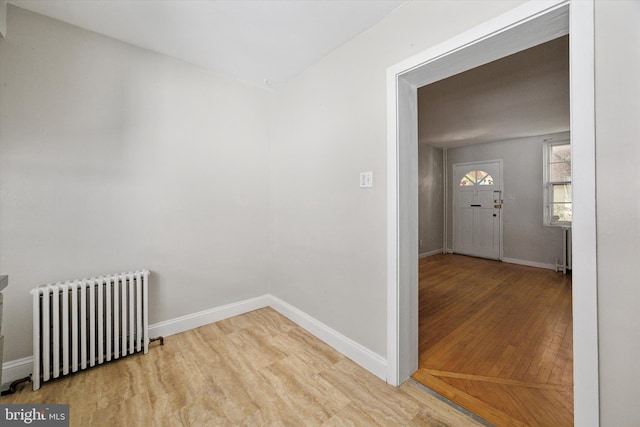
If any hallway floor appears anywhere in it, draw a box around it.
[413,254,573,427]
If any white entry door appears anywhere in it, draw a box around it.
[453,160,503,260]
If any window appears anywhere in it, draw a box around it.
[544,140,571,226]
[459,170,494,186]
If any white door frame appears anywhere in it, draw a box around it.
[386,1,598,425]
[452,159,504,260]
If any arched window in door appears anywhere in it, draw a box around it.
[459,170,494,186]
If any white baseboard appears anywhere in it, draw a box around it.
[149,294,270,338]
[419,248,444,259]
[3,293,388,388]
[266,295,387,381]
[502,257,556,271]
[446,251,556,271]
[1,356,33,391]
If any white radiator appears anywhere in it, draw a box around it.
[555,227,572,274]
[564,227,572,272]
[31,270,150,390]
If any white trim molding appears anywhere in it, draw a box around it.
[268,295,387,380]
[148,295,270,338]
[419,248,444,259]
[387,0,599,424]
[1,356,33,390]
[502,257,556,271]
[568,1,599,424]
[0,0,7,38]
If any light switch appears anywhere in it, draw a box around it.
[360,171,373,188]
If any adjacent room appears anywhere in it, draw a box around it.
[414,36,573,426]
[1,0,639,426]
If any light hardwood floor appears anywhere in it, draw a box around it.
[413,254,573,427]
[2,307,482,426]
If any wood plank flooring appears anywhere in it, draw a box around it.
[2,307,482,426]
[413,254,573,427]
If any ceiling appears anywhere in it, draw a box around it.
[7,1,569,148]
[8,0,407,89]
[418,35,569,148]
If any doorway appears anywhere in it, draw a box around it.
[386,1,598,425]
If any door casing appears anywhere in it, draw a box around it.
[386,1,598,425]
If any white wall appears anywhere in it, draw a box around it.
[445,135,565,266]
[595,1,640,425]
[418,144,443,255]
[269,0,525,357]
[0,6,272,361]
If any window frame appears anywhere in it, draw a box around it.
[543,138,572,227]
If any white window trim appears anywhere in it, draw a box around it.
[543,136,572,227]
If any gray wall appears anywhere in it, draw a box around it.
[446,135,565,266]
[269,0,526,357]
[595,1,640,425]
[0,6,272,361]
[418,144,444,255]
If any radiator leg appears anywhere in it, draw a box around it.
[1,376,32,396]
[150,336,165,346]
